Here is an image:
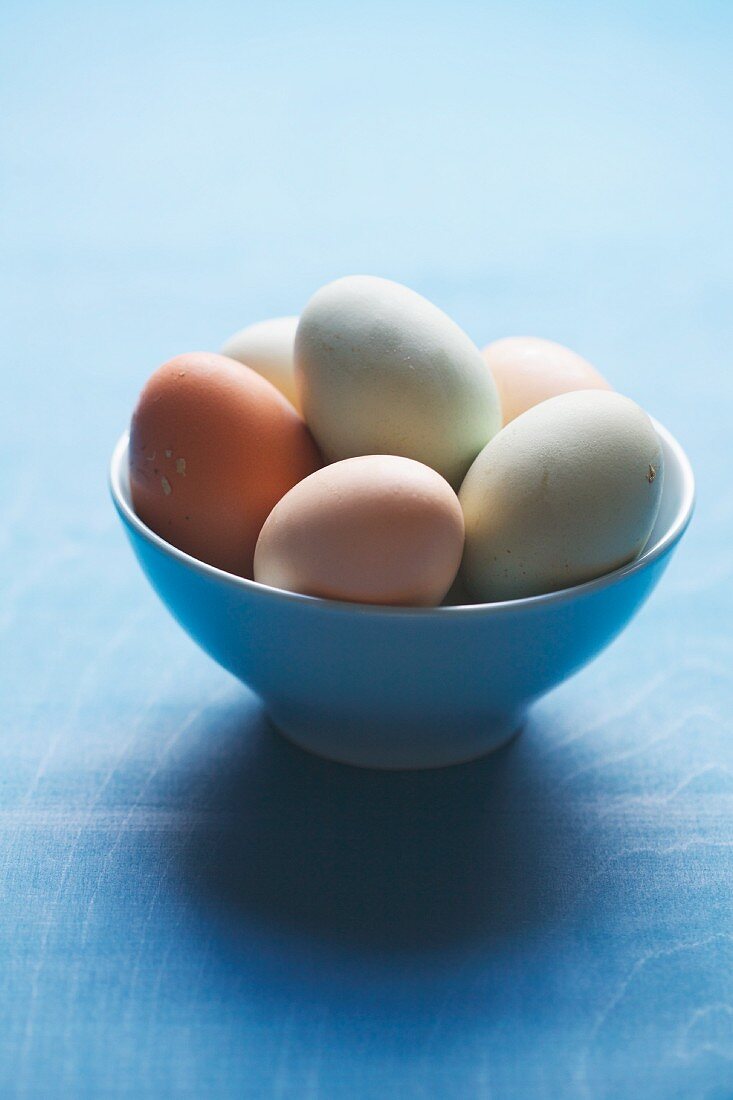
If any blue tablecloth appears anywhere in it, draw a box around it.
[2,2,732,1096]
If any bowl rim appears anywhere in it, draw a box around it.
[109,416,695,619]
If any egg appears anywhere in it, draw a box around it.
[129,352,320,577]
[221,315,300,410]
[459,390,664,602]
[254,455,465,606]
[482,336,611,424]
[295,275,501,488]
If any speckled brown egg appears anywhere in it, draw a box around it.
[129,352,321,577]
[482,336,611,424]
[253,455,465,606]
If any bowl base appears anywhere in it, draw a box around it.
[268,707,526,770]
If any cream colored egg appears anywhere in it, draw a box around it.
[254,455,465,606]
[482,336,611,424]
[459,390,664,602]
[221,316,300,410]
[294,276,501,488]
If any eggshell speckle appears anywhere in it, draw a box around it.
[254,455,465,606]
[482,336,611,424]
[459,390,664,602]
[129,352,321,577]
[221,315,300,410]
[295,276,501,488]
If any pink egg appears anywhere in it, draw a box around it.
[482,337,611,424]
[254,455,465,606]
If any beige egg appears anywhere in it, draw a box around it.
[221,316,300,410]
[482,336,611,424]
[459,390,664,602]
[254,455,465,606]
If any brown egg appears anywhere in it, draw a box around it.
[254,455,465,606]
[482,336,611,424]
[129,352,321,577]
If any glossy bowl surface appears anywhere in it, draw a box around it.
[110,420,694,768]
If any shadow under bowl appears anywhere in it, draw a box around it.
[109,420,694,769]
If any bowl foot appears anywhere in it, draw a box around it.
[266,707,526,770]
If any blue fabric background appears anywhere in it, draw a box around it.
[1,2,732,1096]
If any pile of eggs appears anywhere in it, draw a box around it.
[129,275,664,607]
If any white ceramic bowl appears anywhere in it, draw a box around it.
[110,419,694,769]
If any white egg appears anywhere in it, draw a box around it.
[221,315,300,410]
[459,390,664,601]
[294,275,501,488]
